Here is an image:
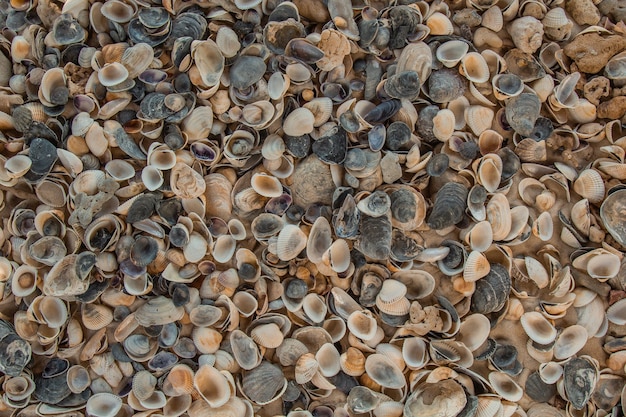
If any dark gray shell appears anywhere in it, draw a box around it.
[128,18,170,47]
[52,14,86,45]
[312,126,347,164]
[564,357,597,410]
[334,193,360,239]
[384,70,420,101]
[368,124,386,151]
[417,105,439,143]
[109,125,147,160]
[390,188,417,224]
[470,263,511,314]
[0,321,31,377]
[437,240,467,275]
[498,148,521,181]
[148,351,178,371]
[491,344,517,369]
[345,148,367,171]
[285,39,324,63]
[428,68,466,103]
[126,193,159,223]
[34,359,71,404]
[339,110,361,133]
[241,361,285,404]
[364,58,383,101]
[386,121,412,151]
[138,7,170,28]
[530,116,554,141]
[601,189,626,246]
[390,229,422,262]
[130,236,159,267]
[29,138,58,175]
[230,56,267,90]
[356,214,392,260]
[426,182,468,230]
[426,153,449,177]
[364,99,402,124]
[505,93,541,137]
[388,6,420,49]
[166,12,206,48]
[525,371,557,402]
[284,134,310,158]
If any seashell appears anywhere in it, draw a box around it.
[426,12,453,35]
[316,343,341,377]
[460,52,490,84]
[601,189,626,246]
[251,173,283,198]
[573,169,605,204]
[86,393,123,417]
[284,108,315,137]
[482,6,503,32]
[489,372,523,402]
[465,105,494,135]
[563,357,598,410]
[230,329,262,370]
[405,380,466,417]
[607,298,626,325]
[436,40,469,68]
[432,109,455,142]
[463,250,491,282]
[506,93,542,137]
[194,365,230,408]
[492,74,524,101]
[191,40,224,88]
[520,311,557,344]
[276,224,308,261]
[554,325,588,360]
[384,71,420,101]
[135,296,184,326]
[427,182,468,230]
[508,16,544,54]
[471,263,511,314]
[347,310,377,341]
[365,354,405,389]
[251,323,284,349]
[64,364,90,396]
[240,361,287,405]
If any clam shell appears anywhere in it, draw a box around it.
[520,311,557,344]
[554,325,588,360]
[436,40,469,68]
[194,365,230,408]
[276,224,307,261]
[489,372,523,402]
[365,354,405,389]
[86,393,123,417]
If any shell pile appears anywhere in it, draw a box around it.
[3,0,626,416]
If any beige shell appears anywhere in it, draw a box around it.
[426,12,453,35]
[192,326,223,354]
[347,310,377,341]
[303,98,333,127]
[230,329,262,370]
[333,349,362,381]
[466,221,493,253]
[520,311,557,344]
[66,365,90,394]
[586,252,621,280]
[261,134,286,160]
[171,162,206,199]
[86,393,123,417]
[194,365,231,408]
[432,109,455,142]
[283,108,315,137]
[481,5,503,32]
[251,323,284,349]
[12,264,39,297]
[39,296,68,328]
[460,53,490,84]
[553,325,587,360]
[487,193,512,241]
[191,40,224,88]
[573,169,605,204]
[316,343,341,377]
[436,40,469,68]
[302,293,328,324]
[364,353,406,389]
[276,224,308,261]
[82,303,113,330]
[489,372,523,402]
[532,211,554,241]
[465,105,494,135]
[5,155,32,178]
[250,173,283,198]
[98,62,129,87]
[463,250,491,282]
[323,239,351,273]
[295,353,318,384]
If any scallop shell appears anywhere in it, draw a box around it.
[276,224,308,261]
[460,52,490,84]
[573,169,605,204]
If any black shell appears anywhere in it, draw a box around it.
[312,126,348,165]
[428,68,466,103]
[29,138,58,175]
[470,263,511,314]
[525,371,557,403]
[505,93,541,137]
[356,214,392,261]
[0,321,31,377]
[384,70,420,101]
[390,229,422,262]
[426,153,450,177]
[426,182,469,230]
[386,121,412,151]
[564,357,597,410]
[364,99,402,124]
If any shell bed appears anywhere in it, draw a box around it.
[0,0,626,416]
